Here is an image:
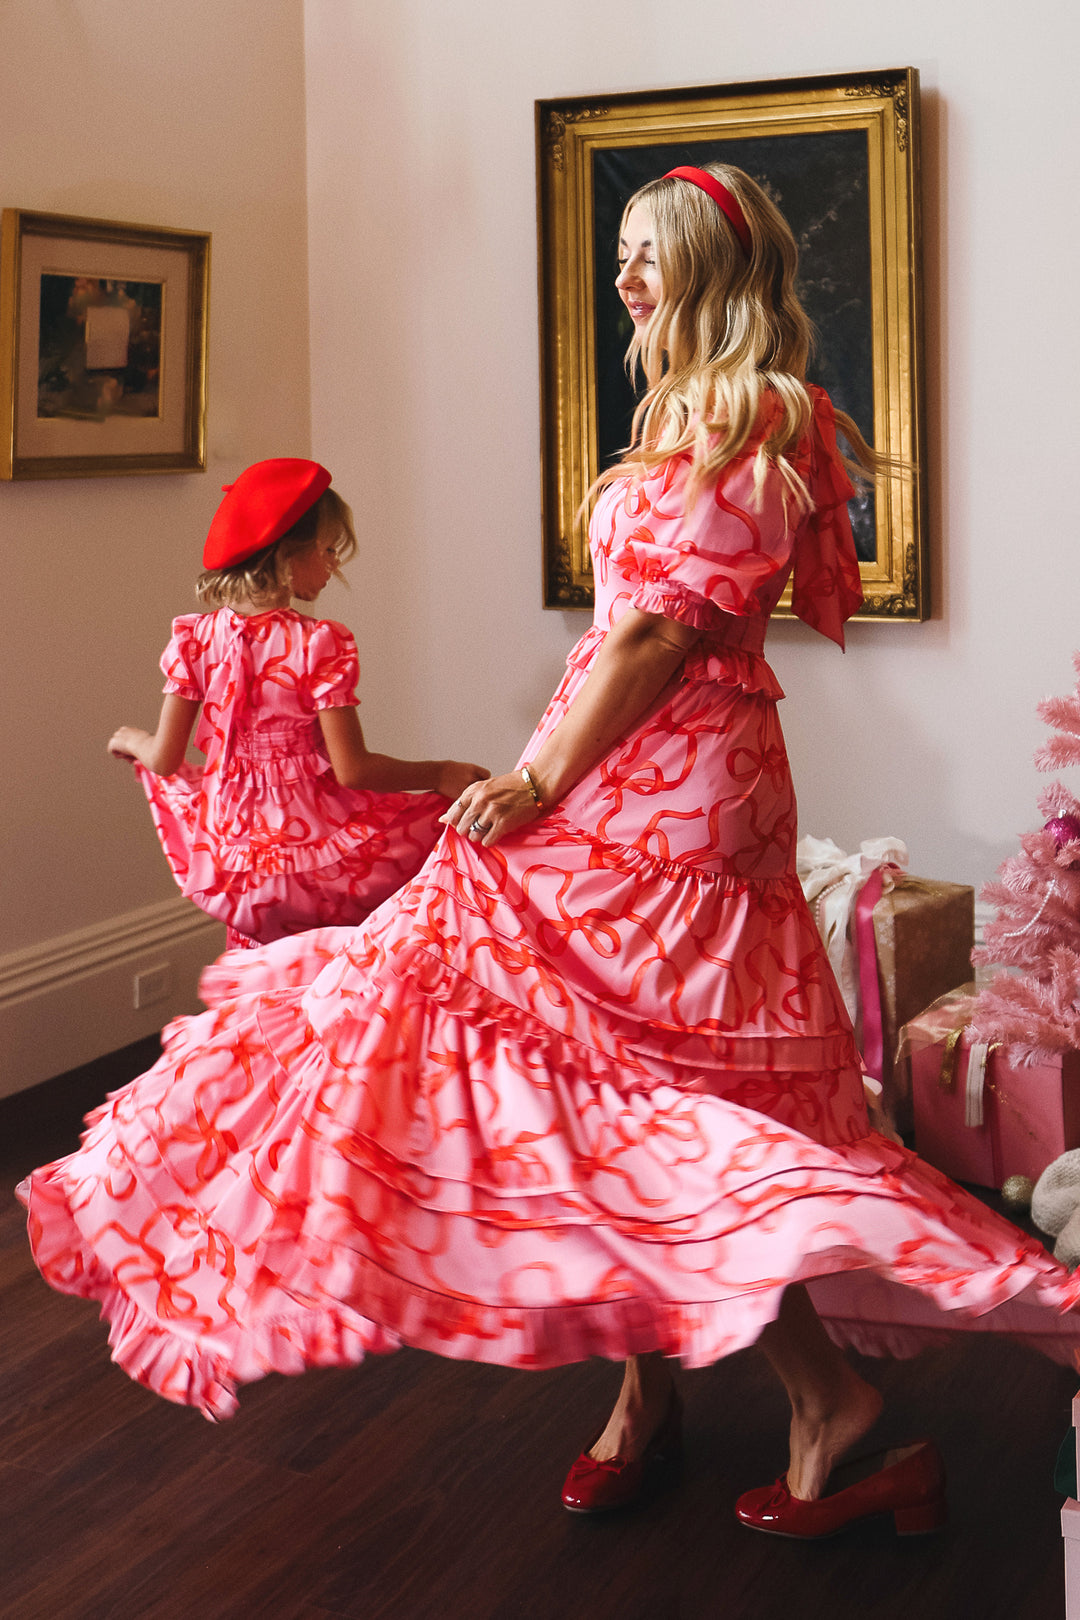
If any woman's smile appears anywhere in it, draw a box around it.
[616,203,662,328]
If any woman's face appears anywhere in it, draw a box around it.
[616,204,662,329]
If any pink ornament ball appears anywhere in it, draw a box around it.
[1044,814,1080,853]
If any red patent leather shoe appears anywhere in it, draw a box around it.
[735,1439,947,1539]
[560,1389,683,1513]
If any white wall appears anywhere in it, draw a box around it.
[304,0,1080,900]
[1,0,312,1090]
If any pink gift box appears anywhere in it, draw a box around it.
[911,1032,1080,1188]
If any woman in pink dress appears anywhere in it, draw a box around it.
[108,459,487,946]
[22,167,1080,1540]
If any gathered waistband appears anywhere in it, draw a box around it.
[230,719,322,762]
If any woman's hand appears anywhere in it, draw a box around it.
[438,609,698,852]
[439,770,541,848]
[435,760,491,800]
[108,725,151,762]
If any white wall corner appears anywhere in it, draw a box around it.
[0,897,224,1098]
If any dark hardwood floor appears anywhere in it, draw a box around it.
[1,1039,1074,1620]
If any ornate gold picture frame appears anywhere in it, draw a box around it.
[0,209,209,479]
[537,69,927,619]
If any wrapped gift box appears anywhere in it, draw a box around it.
[910,1026,1080,1187]
[869,877,975,1133]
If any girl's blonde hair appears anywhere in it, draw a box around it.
[597,162,887,511]
[196,487,357,609]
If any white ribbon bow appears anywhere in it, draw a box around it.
[796,835,910,1025]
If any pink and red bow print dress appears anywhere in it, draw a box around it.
[20,390,1080,1418]
[133,609,448,943]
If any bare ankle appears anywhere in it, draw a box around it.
[588,1358,675,1463]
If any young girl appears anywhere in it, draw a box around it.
[109,457,487,946]
[22,171,1080,1541]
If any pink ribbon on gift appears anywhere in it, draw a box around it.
[854,868,887,1080]
[853,863,907,1082]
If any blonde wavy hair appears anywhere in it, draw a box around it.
[196,487,357,609]
[596,162,888,512]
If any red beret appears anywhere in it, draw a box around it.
[203,458,332,569]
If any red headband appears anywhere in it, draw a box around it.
[663,166,752,258]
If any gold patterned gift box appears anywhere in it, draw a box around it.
[871,878,975,1133]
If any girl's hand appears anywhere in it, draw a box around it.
[439,770,541,848]
[108,725,151,761]
[436,760,491,800]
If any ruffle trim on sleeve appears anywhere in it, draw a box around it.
[631,580,720,631]
[162,678,202,702]
[304,617,361,709]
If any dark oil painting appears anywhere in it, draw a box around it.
[593,129,876,561]
[37,274,163,422]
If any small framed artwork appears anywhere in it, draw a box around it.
[536,69,927,619]
[0,209,210,479]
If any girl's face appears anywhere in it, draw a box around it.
[288,523,341,601]
[616,204,663,328]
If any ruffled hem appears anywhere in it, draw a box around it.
[136,758,447,881]
[15,1175,401,1421]
[326,833,859,1076]
[809,1272,1080,1370]
[19,1133,1080,1423]
[200,792,447,879]
[199,926,355,1006]
[403,932,861,1085]
[16,920,1080,1423]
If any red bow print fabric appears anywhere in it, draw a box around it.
[134,608,447,942]
[18,390,1080,1420]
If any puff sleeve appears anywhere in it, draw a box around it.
[789,387,863,648]
[304,619,360,710]
[618,435,804,632]
[618,386,863,648]
[159,615,205,701]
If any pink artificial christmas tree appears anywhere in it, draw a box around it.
[972,652,1080,1063]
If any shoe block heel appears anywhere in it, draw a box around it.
[893,1495,948,1535]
